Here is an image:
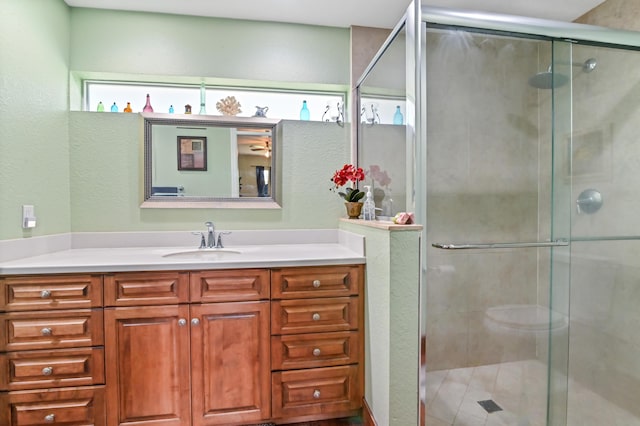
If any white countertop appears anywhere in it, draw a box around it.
[0,230,365,275]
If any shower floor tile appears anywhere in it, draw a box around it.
[424,359,640,425]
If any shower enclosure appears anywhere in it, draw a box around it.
[357,2,640,425]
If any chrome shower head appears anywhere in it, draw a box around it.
[528,67,569,89]
[529,58,597,89]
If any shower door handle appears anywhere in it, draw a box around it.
[432,240,568,250]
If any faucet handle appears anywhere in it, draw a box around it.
[216,232,231,249]
[204,221,214,231]
[191,231,206,249]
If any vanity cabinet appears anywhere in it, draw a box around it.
[0,274,106,426]
[270,265,364,422]
[0,263,363,426]
[104,270,270,426]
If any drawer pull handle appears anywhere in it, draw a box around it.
[44,413,55,423]
[312,348,321,357]
[42,367,54,376]
[191,318,200,326]
[313,389,321,399]
[178,318,187,326]
[312,313,320,321]
[40,290,52,298]
[312,279,321,288]
[41,327,52,336]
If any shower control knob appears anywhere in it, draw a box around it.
[576,189,603,215]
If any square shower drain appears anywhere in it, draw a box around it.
[477,399,503,413]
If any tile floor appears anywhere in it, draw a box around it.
[424,360,640,426]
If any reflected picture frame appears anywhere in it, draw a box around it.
[177,136,207,171]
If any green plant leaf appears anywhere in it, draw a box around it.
[344,189,364,203]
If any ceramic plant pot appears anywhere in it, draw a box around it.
[344,202,363,219]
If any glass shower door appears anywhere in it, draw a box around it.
[422,27,571,426]
[562,42,640,426]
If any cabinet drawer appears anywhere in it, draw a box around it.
[0,385,105,426]
[0,348,105,391]
[272,331,359,370]
[272,365,361,419]
[271,265,362,299]
[272,297,358,335]
[0,309,104,352]
[190,269,270,302]
[104,272,189,306]
[0,275,102,312]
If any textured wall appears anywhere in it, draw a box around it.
[1,1,355,239]
[575,0,640,30]
[340,221,421,426]
[69,114,349,231]
[69,8,350,89]
[0,0,71,240]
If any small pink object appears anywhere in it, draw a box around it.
[393,212,415,225]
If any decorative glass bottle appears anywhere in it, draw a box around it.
[110,102,118,112]
[124,102,133,113]
[96,101,104,112]
[300,100,310,121]
[199,83,207,114]
[143,94,154,112]
[169,105,175,114]
[393,106,404,125]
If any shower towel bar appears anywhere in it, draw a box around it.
[572,235,640,242]
[432,240,569,250]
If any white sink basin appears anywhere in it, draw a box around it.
[162,249,242,260]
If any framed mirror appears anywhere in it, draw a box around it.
[142,113,281,208]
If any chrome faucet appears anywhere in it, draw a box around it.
[204,221,215,248]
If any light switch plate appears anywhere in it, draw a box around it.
[22,205,36,228]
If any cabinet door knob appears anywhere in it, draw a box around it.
[312,348,321,357]
[40,290,52,299]
[178,318,187,326]
[312,313,320,321]
[312,279,321,288]
[191,318,200,326]
[44,413,55,423]
[42,366,54,376]
[313,389,321,399]
[41,327,52,336]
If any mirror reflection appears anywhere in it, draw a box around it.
[143,113,280,206]
[357,24,407,218]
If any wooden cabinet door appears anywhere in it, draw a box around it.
[105,305,191,426]
[191,301,270,426]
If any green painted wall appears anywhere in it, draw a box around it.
[69,8,350,91]
[0,0,71,240]
[153,126,234,197]
[69,114,349,231]
[339,222,421,426]
[1,1,353,238]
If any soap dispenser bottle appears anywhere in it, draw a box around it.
[362,185,376,221]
